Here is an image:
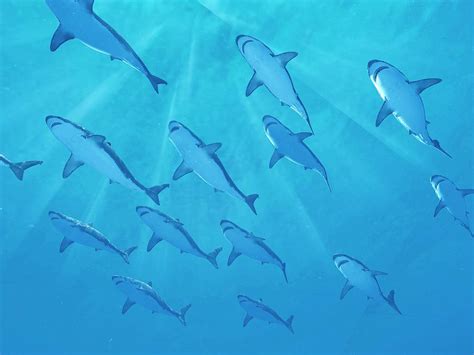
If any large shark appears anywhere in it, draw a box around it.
[136,206,222,268]
[112,275,192,325]
[262,115,330,190]
[168,121,259,214]
[431,175,474,237]
[236,35,313,133]
[45,0,167,94]
[333,254,401,314]
[46,115,169,205]
[0,154,42,181]
[220,220,287,282]
[368,60,450,157]
[49,211,136,263]
[237,295,294,334]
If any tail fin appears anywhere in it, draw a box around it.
[318,167,331,192]
[385,290,402,315]
[207,247,223,269]
[10,160,42,181]
[432,140,452,158]
[121,246,138,264]
[148,74,167,94]
[285,315,294,334]
[245,194,259,215]
[178,304,192,326]
[282,263,288,283]
[145,184,169,205]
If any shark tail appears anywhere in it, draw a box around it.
[285,315,294,334]
[245,194,259,215]
[282,263,288,283]
[432,139,452,158]
[178,304,192,326]
[148,74,167,94]
[145,184,170,205]
[207,247,223,269]
[121,246,138,264]
[385,290,402,315]
[318,167,331,192]
[10,160,43,181]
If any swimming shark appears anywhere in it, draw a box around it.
[46,115,169,205]
[136,206,223,268]
[49,211,136,263]
[262,115,330,190]
[0,154,42,181]
[237,295,294,334]
[220,220,287,282]
[112,275,192,325]
[333,254,401,314]
[431,175,474,237]
[45,0,167,94]
[236,35,313,134]
[168,121,259,214]
[368,60,450,157]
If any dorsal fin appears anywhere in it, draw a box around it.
[147,281,153,287]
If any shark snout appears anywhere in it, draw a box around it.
[220,219,236,233]
[262,115,279,131]
[430,175,447,189]
[237,294,249,302]
[136,206,153,217]
[48,211,64,220]
[45,115,66,129]
[235,34,255,52]
[168,120,182,133]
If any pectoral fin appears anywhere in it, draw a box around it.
[243,314,253,327]
[294,132,312,141]
[340,280,353,300]
[173,161,193,180]
[203,143,222,155]
[50,25,74,52]
[59,238,74,253]
[122,298,135,314]
[410,78,442,94]
[147,233,163,252]
[246,71,263,96]
[371,270,388,276]
[227,248,241,266]
[86,134,106,144]
[434,200,446,217]
[63,154,84,178]
[460,188,474,197]
[274,52,298,67]
[269,150,284,169]
[375,101,393,127]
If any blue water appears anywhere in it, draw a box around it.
[1,0,473,353]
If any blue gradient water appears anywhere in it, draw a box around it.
[1,0,473,353]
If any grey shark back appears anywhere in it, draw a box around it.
[0,154,43,181]
[45,0,167,94]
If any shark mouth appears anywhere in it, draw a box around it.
[170,126,180,134]
[264,122,278,131]
[373,66,389,81]
[241,39,254,54]
[222,226,234,233]
[138,210,150,217]
[336,260,349,268]
[50,122,63,129]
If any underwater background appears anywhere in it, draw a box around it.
[0,0,473,353]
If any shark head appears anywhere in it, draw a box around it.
[236,34,270,63]
[46,0,93,17]
[333,253,355,271]
[168,120,198,150]
[136,205,171,226]
[367,59,397,83]
[237,294,254,305]
[220,220,248,244]
[430,175,450,191]
[262,115,282,135]
[46,115,88,147]
[48,210,76,231]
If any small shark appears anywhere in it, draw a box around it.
[46,115,169,205]
[220,220,287,282]
[368,59,450,157]
[0,154,42,181]
[431,175,474,237]
[237,295,294,334]
[263,115,330,190]
[236,35,313,133]
[112,275,192,325]
[333,254,401,314]
[49,211,136,263]
[136,206,222,268]
[168,121,259,214]
[45,0,166,94]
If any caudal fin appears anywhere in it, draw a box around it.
[178,304,192,326]
[10,160,43,181]
[432,140,452,159]
[245,194,259,215]
[385,290,402,315]
[285,315,294,334]
[148,74,167,94]
[121,246,138,264]
[207,247,223,269]
[145,184,169,205]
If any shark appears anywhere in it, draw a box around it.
[49,211,136,263]
[0,154,42,181]
[45,0,167,94]
[46,115,169,205]
[136,206,222,268]
[112,275,192,325]
[368,59,450,157]
[168,120,259,214]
